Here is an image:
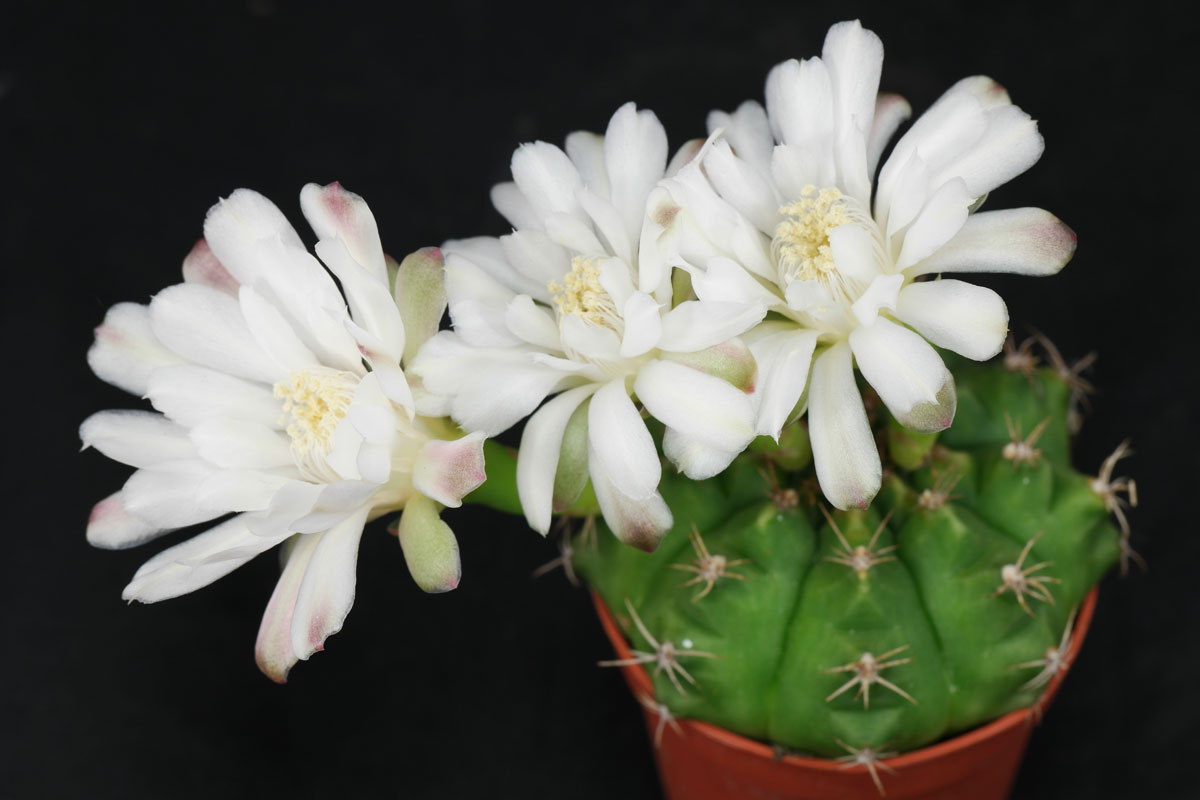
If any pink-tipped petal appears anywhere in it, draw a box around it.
[181,239,239,295]
[905,207,1077,277]
[289,507,370,661]
[255,534,320,683]
[300,182,388,285]
[87,491,163,550]
[413,431,488,509]
[87,302,179,396]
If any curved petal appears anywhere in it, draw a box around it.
[905,207,1076,277]
[604,102,668,245]
[289,506,370,662]
[661,426,739,481]
[149,283,281,383]
[87,491,164,550]
[300,182,387,285]
[707,100,774,177]
[587,379,660,501]
[88,302,180,396]
[565,130,610,198]
[516,385,599,534]
[748,328,820,438]
[147,364,282,428]
[414,431,488,509]
[80,410,196,468]
[866,93,912,176]
[850,317,956,432]
[123,515,286,603]
[181,239,239,295]
[634,360,755,456]
[658,300,766,353]
[895,178,973,270]
[255,534,319,683]
[511,141,583,219]
[443,252,522,348]
[620,291,663,358]
[587,446,672,553]
[895,279,1009,360]
[808,342,880,510]
[491,181,542,231]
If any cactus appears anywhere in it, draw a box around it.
[573,352,1122,759]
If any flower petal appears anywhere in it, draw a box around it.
[511,141,583,219]
[895,178,973,270]
[414,431,487,509]
[238,285,319,373]
[658,300,766,353]
[491,181,543,231]
[122,460,289,530]
[587,446,672,553]
[289,507,370,661]
[88,302,180,396]
[190,418,294,470]
[255,534,318,683]
[565,130,611,197]
[895,279,1009,360]
[635,359,755,456]
[588,379,660,501]
[443,251,522,348]
[396,494,462,593]
[181,239,239,295]
[516,385,600,534]
[747,328,819,438]
[300,182,387,285]
[707,100,773,177]
[80,410,196,468]
[123,515,286,603]
[703,138,780,235]
[505,294,561,351]
[147,364,282,428]
[905,207,1076,277]
[850,317,956,432]
[149,283,281,383]
[866,93,912,176]
[807,342,880,510]
[87,491,164,550]
[316,237,406,360]
[604,102,668,247]
[620,291,663,358]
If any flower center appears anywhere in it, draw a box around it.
[772,185,849,283]
[274,367,357,463]
[548,257,620,331]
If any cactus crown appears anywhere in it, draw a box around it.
[574,345,1125,760]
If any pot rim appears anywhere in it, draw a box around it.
[593,584,1097,772]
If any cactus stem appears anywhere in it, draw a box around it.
[530,518,580,585]
[1011,606,1078,692]
[989,530,1061,615]
[668,525,751,602]
[834,739,897,797]
[823,646,917,709]
[1089,439,1145,576]
[916,468,964,511]
[821,506,898,580]
[636,692,683,748]
[1002,334,1041,387]
[1003,413,1051,469]
[598,598,721,695]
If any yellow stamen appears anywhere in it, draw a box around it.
[274,368,357,457]
[773,185,849,283]
[548,256,619,329]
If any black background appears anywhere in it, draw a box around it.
[4,1,1198,797]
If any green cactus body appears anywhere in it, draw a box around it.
[575,362,1119,757]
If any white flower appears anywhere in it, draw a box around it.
[411,103,764,551]
[655,20,1076,509]
[82,183,486,682]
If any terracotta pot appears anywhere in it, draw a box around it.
[593,587,1097,800]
